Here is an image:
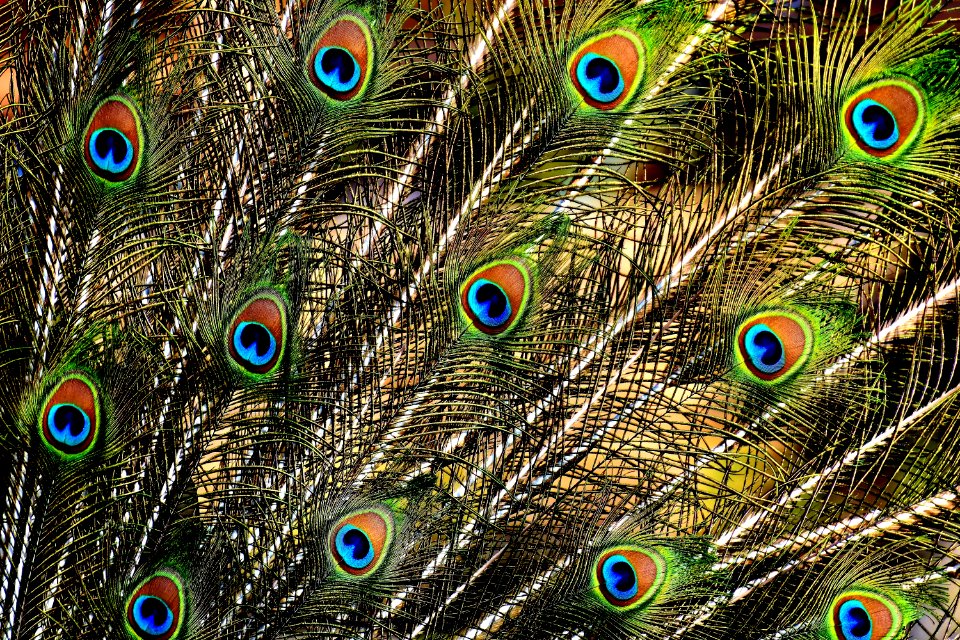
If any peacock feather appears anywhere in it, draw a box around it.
[3,0,960,638]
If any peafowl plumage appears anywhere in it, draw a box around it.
[5,0,960,637]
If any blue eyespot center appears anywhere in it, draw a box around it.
[89,128,133,175]
[233,321,277,367]
[132,594,174,637]
[48,403,91,447]
[744,324,785,374]
[576,53,624,104]
[839,599,873,640]
[315,46,361,93]
[467,279,511,328]
[602,555,639,602]
[852,99,899,150]
[336,525,374,569]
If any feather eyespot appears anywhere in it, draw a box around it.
[329,507,394,577]
[843,79,923,159]
[592,546,666,611]
[83,96,143,182]
[125,571,185,640]
[39,373,100,457]
[460,259,531,335]
[227,291,288,377]
[308,14,373,101]
[735,310,813,384]
[828,591,904,640]
[568,30,644,111]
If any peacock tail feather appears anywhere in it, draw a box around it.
[3,0,960,638]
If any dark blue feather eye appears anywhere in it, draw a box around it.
[132,596,174,636]
[125,571,185,640]
[592,546,666,611]
[227,292,288,377]
[39,374,100,457]
[600,554,639,601]
[329,508,394,577]
[460,260,531,336]
[314,47,361,93]
[467,280,512,328]
[308,15,373,101]
[47,403,91,448]
[232,321,277,367]
[335,525,374,570]
[735,311,813,384]
[843,79,923,159]
[829,591,904,640]
[838,599,872,640]
[851,100,898,150]
[83,97,143,182]
[575,53,625,104]
[743,324,785,375]
[568,30,644,111]
[89,128,134,174]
